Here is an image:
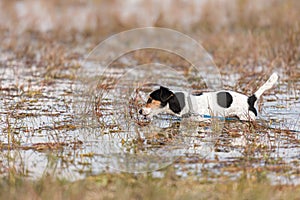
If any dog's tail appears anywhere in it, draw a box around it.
[254,72,278,99]
[247,73,278,116]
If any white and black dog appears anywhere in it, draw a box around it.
[139,73,278,121]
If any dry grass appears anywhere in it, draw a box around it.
[0,169,300,200]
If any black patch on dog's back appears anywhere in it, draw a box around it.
[216,92,233,108]
[248,95,257,116]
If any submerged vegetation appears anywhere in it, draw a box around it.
[0,0,299,199]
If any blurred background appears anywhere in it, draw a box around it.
[0,0,299,34]
[0,0,299,74]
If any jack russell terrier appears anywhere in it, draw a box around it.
[139,73,278,121]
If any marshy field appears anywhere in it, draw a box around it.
[0,0,299,199]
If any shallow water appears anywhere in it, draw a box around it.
[0,53,299,184]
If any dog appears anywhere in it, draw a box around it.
[139,73,278,121]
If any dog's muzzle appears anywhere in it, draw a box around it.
[139,107,151,116]
[138,109,143,115]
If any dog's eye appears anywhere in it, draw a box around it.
[147,98,152,104]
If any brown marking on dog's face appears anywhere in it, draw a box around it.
[145,99,161,109]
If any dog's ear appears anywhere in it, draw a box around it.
[159,86,174,102]
[168,95,181,114]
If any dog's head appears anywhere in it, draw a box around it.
[139,86,183,117]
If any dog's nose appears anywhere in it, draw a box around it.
[139,109,143,114]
